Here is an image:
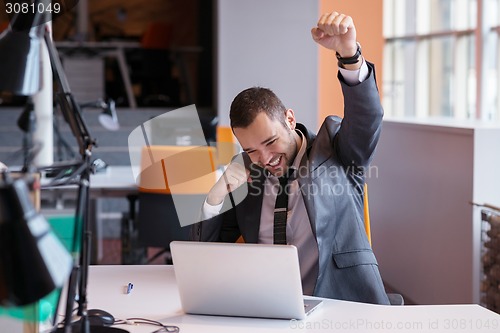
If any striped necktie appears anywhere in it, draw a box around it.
[273,175,289,245]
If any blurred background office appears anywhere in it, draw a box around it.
[1,0,500,312]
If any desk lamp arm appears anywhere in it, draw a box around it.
[43,26,97,158]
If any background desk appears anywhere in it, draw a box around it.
[56,41,140,108]
[55,41,202,108]
[42,166,138,263]
[41,165,137,204]
[85,265,500,333]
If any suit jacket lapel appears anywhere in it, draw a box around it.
[298,155,317,239]
[296,124,318,238]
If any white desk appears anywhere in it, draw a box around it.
[85,265,500,333]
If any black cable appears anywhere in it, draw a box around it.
[51,307,79,330]
[114,317,179,333]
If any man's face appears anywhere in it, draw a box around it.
[233,110,299,177]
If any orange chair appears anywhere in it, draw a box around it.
[216,126,238,167]
[0,21,9,33]
[136,145,216,263]
[138,145,216,195]
[141,22,173,50]
[133,22,178,106]
[363,183,372,246]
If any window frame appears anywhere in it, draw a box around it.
[383,0,500,121]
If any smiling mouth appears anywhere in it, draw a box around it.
[267,155,281,168]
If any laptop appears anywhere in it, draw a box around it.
[170,241,322,320]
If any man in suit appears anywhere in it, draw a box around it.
[191,11,389,304]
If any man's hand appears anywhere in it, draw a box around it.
[311,12,360,67]
[206,161,250,206]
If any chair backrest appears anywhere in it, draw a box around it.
[0,22,8,33]
[141,22,173,50]
[137,145,216,248]
[363,183,372,246]
[138,145,216,194]
[216,126,238,166]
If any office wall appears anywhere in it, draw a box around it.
[368,118,500,304]
[216,0,318,130]
[318,0,384,123]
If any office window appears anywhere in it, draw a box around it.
[383,0,500,121]
[488,0,500,121]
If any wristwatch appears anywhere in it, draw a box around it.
[336,42,362,66]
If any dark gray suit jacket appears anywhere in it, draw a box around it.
[191,62,389,305]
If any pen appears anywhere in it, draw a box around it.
[126,282,134,294]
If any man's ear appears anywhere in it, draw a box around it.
[285,109,296,130]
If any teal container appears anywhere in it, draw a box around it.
[0,215,75,324]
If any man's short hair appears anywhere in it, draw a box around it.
[229,87,287,129]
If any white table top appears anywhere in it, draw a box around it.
[84,265,500,333]
[89,166,137,192]
[41,165,137,198]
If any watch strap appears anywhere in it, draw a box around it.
[336,42,361,65]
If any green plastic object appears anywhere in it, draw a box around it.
[46,215,78,254]
[0,215,75,323]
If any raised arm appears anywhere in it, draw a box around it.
[312,12,383,170]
